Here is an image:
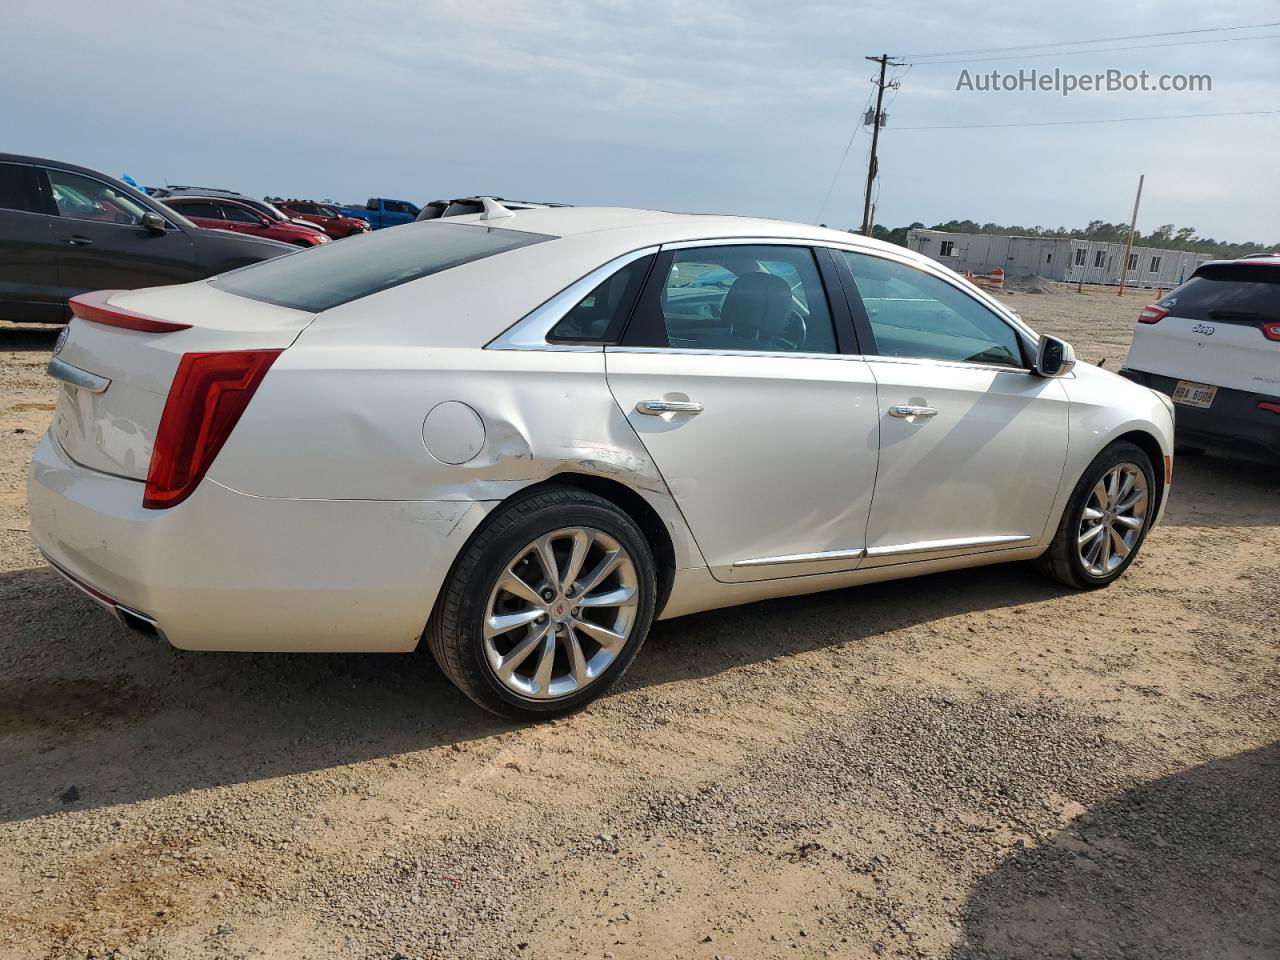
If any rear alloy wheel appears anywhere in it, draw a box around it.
[1035,440,1156,589]
[425,487,656,720]
[483,527,639,701]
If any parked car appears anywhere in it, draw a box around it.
[416,196,569,221]
[0,153,292,324]
[1121,255,1280,460]
[28,206,1174,720]
[161,196,330,248]
[338,197,419,229]
[151,186,325,234]
[275,200,371,239]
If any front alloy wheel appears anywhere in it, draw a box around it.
[484,527,638,700]
[1035,439,1157,589]
[1076,463,1148,577]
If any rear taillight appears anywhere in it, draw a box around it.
[143,350,282,509]
[1260,401,1280,415]
[1262,322,1280,342]
[1138,304,1169,325]
[70,290,192,333]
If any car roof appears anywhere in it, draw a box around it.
[443,205,921,261]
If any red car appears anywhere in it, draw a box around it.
[276,200,371,239]
[161,196,330,248]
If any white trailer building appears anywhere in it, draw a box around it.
[905,229,1211,289]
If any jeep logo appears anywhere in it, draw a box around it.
[1192,323,1215,336]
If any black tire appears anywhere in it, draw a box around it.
[424,485,657,720]
[1035,440,1157,590]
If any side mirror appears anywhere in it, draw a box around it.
[140,211,167,234]
[1035,336,1077,378]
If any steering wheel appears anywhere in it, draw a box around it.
[774,310,807,351]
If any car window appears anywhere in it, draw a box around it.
[221,204,261,224]
[0,163,38,213]
[212,221,553,311]
[47,169,150,225]
[840,252,1024,368]
[639,245,838,354]
[172,200,220,219]
[548,255,654,342]
[315,205,340,218]
[1156,266,1279,324]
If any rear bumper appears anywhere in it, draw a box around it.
[1119,368,1280,461]
[26,432,493,652]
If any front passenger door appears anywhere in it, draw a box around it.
[835,250,1069,566]
[0,161,63,322]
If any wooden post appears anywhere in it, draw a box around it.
[1118,174,1144,297]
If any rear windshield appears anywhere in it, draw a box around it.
[211,221,552,312]
[1159,264,1280,324]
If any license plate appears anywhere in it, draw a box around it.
[1171,380,1217,409]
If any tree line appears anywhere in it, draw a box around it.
[861,219,1277,260]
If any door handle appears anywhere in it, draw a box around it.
[64,236,94,246]
[636,399,704,416]
[889,404,939,419]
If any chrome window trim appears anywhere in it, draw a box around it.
[47,355,111,393]
[733,547,866,568]
[486,245,660,351]
[606,345,867,362]
[864,354,1032,376]
[865,534,1030,558]
[661,236,824,251]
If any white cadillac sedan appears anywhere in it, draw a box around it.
[29,205,1175,719]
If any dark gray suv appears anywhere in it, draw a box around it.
[0,154,292,324]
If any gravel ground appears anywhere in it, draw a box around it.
[0,286,1276,960]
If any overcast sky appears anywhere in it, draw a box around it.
[6,1,1278,241]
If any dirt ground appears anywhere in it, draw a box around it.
[0,285,1276,960]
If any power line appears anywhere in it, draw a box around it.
[905,32,1280,66]
[813,86,878,225]
[893,108,1280,132]
[897,20,1280,59]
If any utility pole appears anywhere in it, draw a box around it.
[861,54,902,236]
[1117,174,1144,298]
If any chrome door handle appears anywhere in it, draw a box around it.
[636,399,704,416]
[64,236,94,246]
[889,404,939,419]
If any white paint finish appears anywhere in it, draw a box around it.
[862,358,1070,566]
[27,432,489,652]
[1124,314,1280,395]
[1053,362,1176,527]
[422,400,485,464]
[50,287,314,480]
[605,349,880,582]
[26,208,1178,655]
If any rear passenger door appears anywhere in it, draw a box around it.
[0,161,63,322]
[833,249,1069,566]
[604,242,881,582]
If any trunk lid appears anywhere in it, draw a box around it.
[50,283,314,480]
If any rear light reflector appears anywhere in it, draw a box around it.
[1260,402,1280,415]
[70,290,193,333]
[1262,322,1280,342]
[1138,304,1169,325]
[143,350,282,509]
